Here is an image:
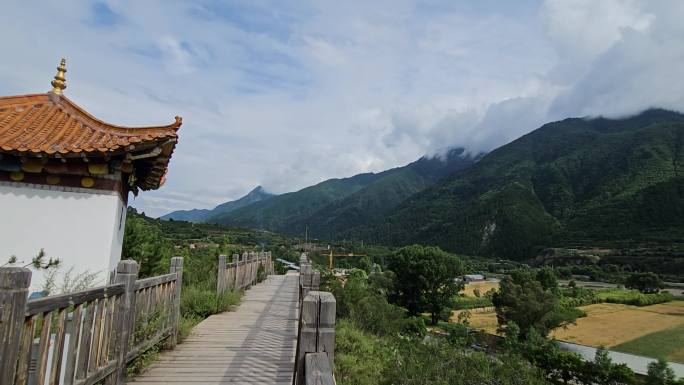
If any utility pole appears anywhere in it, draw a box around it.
[305,226,308,250]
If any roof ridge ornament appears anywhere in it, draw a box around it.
[49,58,67,95]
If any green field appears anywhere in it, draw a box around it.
[613,323,684,363]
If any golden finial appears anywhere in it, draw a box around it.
[50,58,67,95]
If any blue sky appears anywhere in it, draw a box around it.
[1,1,683,217]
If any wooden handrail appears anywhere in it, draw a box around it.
[25,283,125,316]
[0,256,184,385]
[217,251,274,294]
[294,253,336,385]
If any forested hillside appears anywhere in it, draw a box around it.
[348,109,684,261]
[290,148,479,239]
[207,149,478,235]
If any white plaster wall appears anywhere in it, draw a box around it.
[0,183,126,294]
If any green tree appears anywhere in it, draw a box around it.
[584,347,634,385]
[122,210,171,277]
[625,272,665,294]
[536,266,560,294]
[388,245,464,325]
[492,269,578,337]
[645,359,677,385]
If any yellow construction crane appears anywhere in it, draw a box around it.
[328,250,367,270]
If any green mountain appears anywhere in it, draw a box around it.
[207,149,479,235]
[293,148,480,239]
[160,186,275,222]
[349,109,684,260]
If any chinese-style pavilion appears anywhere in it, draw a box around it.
[0,59,182,293]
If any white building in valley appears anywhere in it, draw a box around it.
[0,59,182,294]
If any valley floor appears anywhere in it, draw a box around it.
[457,300,684,363]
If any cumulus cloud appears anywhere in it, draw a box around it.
[0,0,682,216]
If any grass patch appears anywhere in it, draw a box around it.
[181,286,242,319]
[452,296,493,310]
[178,314,203,342]
[335,319,394,385]
[612,323,684,363]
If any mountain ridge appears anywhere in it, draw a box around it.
[160,185,275,222]
[346,108,684,260]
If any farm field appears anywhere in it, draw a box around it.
[551,301,684,347]
[613,323,684,363]
[453,300,684,363]
[462,281,499,296]
[450,281,500,332]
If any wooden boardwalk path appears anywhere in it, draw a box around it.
[128,272,300,385]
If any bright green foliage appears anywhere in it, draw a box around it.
[492,269,580,337]
[625,272,665,293]
[562,287,673,307]
[358,109,684,262]
[388,245,464,324]
[508,329,635,385]
[452,295,493,310]
[122,210,171,277]
[328,268,420,336]
[384,338,550,385]
[328,273,547,385]
[180,286,241,319]
[335,320,396,385]
[586,348,635,385]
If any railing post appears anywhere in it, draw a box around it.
[317,292,336,368]
[217,255,226,294]
[295,291,336,385]
[296,292,318,385]
[112,260,139,385]
[0,267,32,385]
[167,257,183,349]
[305,353,334,385]
[312,271,320,291]
[232,254,239,291]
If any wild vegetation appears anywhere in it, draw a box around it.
[327,245,684,384]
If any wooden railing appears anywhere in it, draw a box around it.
[0,257,183,385]
[216,251,274,294]
[294,253,336,385]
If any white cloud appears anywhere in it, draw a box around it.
[0,1,682,217]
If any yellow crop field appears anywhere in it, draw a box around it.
[462,281,499,297]
[449,301,684,359]
[451,308,498,333]
[552,301,684,347]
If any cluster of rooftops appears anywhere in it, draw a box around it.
[0,58,181,196]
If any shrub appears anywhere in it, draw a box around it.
[257,264,267,282]
[178,314,202,342]
[452,295,493,310]
[596,290,673,306]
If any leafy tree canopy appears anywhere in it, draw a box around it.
[625,272,665,294]
[388,245,464,325]
[492,268,579,337]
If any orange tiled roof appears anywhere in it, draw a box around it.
[0,93,182,191]
[0,93,181,155]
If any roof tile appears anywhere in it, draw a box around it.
[0,93,182,190]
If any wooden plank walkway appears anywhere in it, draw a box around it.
[128,272,300,385]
